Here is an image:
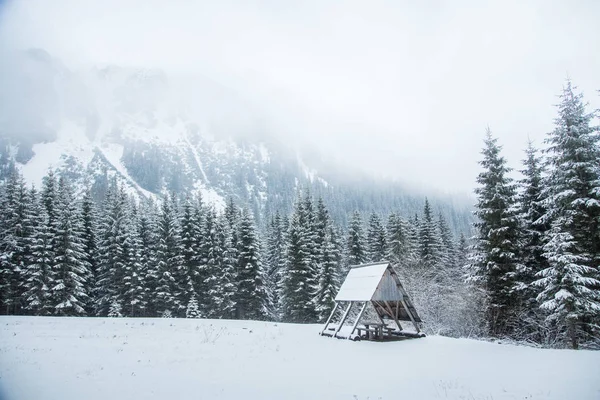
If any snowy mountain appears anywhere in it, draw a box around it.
[0,49,473,231]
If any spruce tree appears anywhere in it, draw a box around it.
[418,199,443,270]
[203,208,223,318]
[180,196,201,311]
[235,208,267,320]
[22,188,53,315]
[95,185,128,316]
[216,214,237,318]
[386,213,418,270]
[281,209,316,322]
[534,81,600,349]
[138,199,159,317]
[346,211,366,267]
[0,172,32,314]
[154,195,184,317]
[186,292,200,318]
[314,226,341,321]
[265,211,285,319]
[121,201,146,317]
[366,212,387,262]
[470,130,522,337]
[515,141,548,340]
[51,179,90,315]
[80,188,99,314]
[437,213,456,268]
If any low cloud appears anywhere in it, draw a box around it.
[0,0,599,194]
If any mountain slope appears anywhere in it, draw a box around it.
[0,49,474,231]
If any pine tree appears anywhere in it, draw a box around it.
[138,199,159,317]
[51,179,90,315]
[314,226,341,321]
[366,212,387,262]
[281,208,316,322]
[22,188,53,315]
[180,196,201,311]
[418,199,443,271]
[534,81,600,349]
[215,214,237,318]
[0,172,28,314]
[96,184,129,316]
[515,141,548,340]
[470,129,522,337]
[121,200,146,317]
[437,213,456,268]
[108,299,122,317]
[203,208,224,318]
[81,188,99,314]
[346,211,366,267]
[154,195,184,317]
[264,211,285,318]
[235,208,266,320]
[386,213,417,269]
[186,292,200,318]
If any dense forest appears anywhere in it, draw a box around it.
[0,80,598,350]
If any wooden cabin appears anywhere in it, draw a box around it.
[320,261,424,341]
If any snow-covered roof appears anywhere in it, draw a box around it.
[335,262,391,301]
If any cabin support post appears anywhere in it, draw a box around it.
[333,301,353,338]
[400,297,420,333]
[382,301,403,332]
[381,301,402,332]
[348,302,368,340]
[394,300,403,332]
[320,302,340,335]
[373,301,386,325]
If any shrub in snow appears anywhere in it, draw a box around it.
[108,301,122,318]
[186,294,200,318]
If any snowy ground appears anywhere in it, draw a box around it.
[0,317,598,400]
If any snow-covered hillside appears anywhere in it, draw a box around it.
[0,49,476,231]
[0,317,598,400]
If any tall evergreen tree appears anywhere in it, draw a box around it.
[235,208,266,320]
[314,226,341,322]
[215,214,237,318]
[121,200,146,317]
[265,211,285,319]
[418,199,443,270]
[155,195,185,317]
[96,185,128,316]
[437,213,456,268]
[470,130,522,337]
[22,188,53,315]
[346,211,366,267]
[366,212,387,263]
[0,172,30,314]
[51,179,90,315]
[80,188,99,314]
[138,199,159,317]
[514,141,548,340]
[281,199,316,323]
[534,81,600,349]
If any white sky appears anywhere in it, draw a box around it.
[0,0,599,194]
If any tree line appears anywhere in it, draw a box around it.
[0,166,472,336]
[469,80,600,349]
[2,79,596,350]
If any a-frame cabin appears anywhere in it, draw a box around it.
[320,261,424,340]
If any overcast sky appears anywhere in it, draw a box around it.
[0,0,599,195]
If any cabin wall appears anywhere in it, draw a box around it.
[371,269,403,301]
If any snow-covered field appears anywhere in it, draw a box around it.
[0,317,598,400]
